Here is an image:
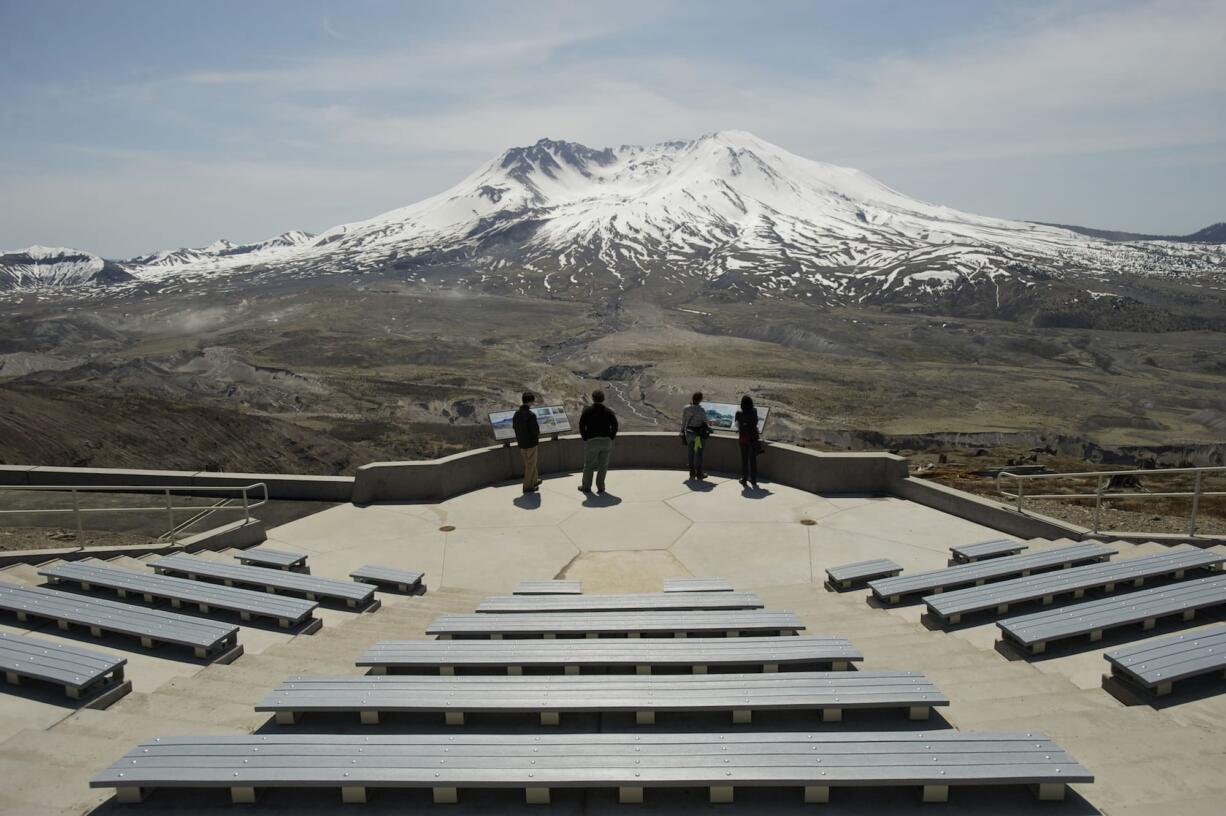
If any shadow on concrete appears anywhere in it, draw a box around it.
[683,478,716,492]
[1103,669,1226,709]
[581,492,622,508]
[741,485,772,499]
[511,493,541,510]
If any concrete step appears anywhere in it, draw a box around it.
[0,728,118,767]
[106,691,263,729]
[0,563,47,586]
[151,674,271,706]
[102,555,152,571]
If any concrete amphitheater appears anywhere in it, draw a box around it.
[1,434,1224,815]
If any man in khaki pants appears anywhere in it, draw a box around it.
[512,392,541,493]
[578,389,618,493]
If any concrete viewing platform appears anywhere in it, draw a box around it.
[1,466,1225,814]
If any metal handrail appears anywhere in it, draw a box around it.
[997,466,1225,536]
[0,483,268,540]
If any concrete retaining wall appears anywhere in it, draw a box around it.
[895,476,1087,540]
[0,464,352,502]
[353,432,908,504]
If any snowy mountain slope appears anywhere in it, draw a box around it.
[128,230,314,271]
[7,132,1222,306]
[242,130,1222,304]
[0,245,132,290]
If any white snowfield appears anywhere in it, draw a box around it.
[0,245,108,289]
[4,131,1222,295]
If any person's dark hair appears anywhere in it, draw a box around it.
[591,389,605,404]
[522,391,535,404]
[691,391,703,404]
[740,395,755,412]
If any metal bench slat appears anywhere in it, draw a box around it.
[514,580,581,595]
[998,574,1226,649]
[91,732,1092,796]
[927,547,1224,622]
[149,554,374,605]
[869,542,1117,601]
[235,547,309,570]
[349,566,424,589]
[476,592,762,613]
[0,581,237,652]
[950,538,1027,563]
[39,560,317,624]
[426,610,804,637]
[826,559,903,587]
[0,630,126,691]
[357,635,861,670]
[663,578,733,592]
[1106,624,1226,690]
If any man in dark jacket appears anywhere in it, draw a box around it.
[578,389,618,493]
[512,391,541,494]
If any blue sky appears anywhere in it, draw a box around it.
[1,0,1222,257]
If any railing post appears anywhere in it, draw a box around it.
[1016,477,1024,512]
[71,489,83,539]
[165,489,174,538]
[1189,471,1202,537]
[1093,475,1105,535]
[242,487,250,523]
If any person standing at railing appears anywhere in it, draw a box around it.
[735,395,761,490]
[513,392,542,494]
[680,391,709,480]
[578,389,618,494]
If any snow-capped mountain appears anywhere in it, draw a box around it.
[5,132,1222,308]
[251,130,1224,306]
[0,245,132,290]
[128,230,314,271]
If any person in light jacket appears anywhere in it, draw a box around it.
[578,389,618,493]
[680,391,709,480]
[512,391,541,494]
[735,394,760,489]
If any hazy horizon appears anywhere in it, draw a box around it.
[2,0,1223,257]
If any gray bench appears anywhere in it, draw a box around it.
[663,578,733,592]
[0,581,239,659]
[0,630,128,701]
[475,591,763,614]
[927,546,1225,624]
[950,538,1027,564]
[349,565,424,593]
[826,559,902,590]
[427,610,804,639]
[514,579,581,595]
[998,573,1226,654]
[357,635,863,675]
[150,554,375,609]
[39,560,319,629]
[1105,623,1226,697]
[235,546,309,572]
[92,731,1091,805]
[869,542,1117,603]
[258,670,948,726]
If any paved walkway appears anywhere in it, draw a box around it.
[0,469,1224,814]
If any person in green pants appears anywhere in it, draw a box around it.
[578,389,618,493]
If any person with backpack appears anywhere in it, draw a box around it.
[680,391,709,480]
[512,391,541,494]
[735,394,762,489]
[578,389,618,493]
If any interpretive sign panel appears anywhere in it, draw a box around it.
[701,401,769,435]
[489,405,572,441]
